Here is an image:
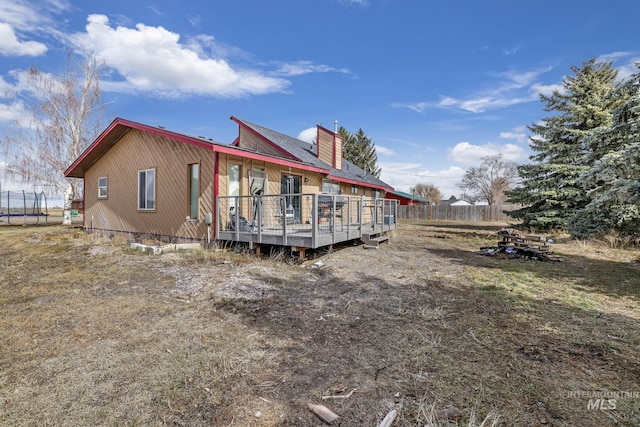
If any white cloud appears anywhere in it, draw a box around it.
[456,96,530,113]
[379,162,466,199]
[340,0,369,5]
[73,14,291,98]
[0,22,47,56]
[530,82,563,97]
[390,101,429,113]
[0,101,26,123]
[499,126,528,144]
[297,127,317,143]
[375,145,396,156]
[503,44,522,56]
[395,66,554,114]
[273,61,352,77]
[449,141,526,165]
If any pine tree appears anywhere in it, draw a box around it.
[338,126,381,177]
[506,59,620,230]
[567,67,640,240]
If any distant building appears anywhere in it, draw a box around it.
[386,190,429,206]
[442,196,473,206]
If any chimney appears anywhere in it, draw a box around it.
[316,122,343,170]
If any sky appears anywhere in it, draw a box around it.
[1,0,639,201]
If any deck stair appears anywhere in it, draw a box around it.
[361,233,389,249]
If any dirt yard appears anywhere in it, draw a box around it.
[1,221,639,426]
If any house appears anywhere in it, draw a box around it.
[442,196,473,206]
[65,117,397,252]
[386,190,429,206]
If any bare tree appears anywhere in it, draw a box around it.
[409,183,443,204]
[458,154,519,205]
[2,53,104,224]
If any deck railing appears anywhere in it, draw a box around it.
[216,194,397,249]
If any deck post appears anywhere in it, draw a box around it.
[233,196,240,242]
[214,196,220,244]
[281,196,287,246]
[311,193,318,248]
[256,195,263,243]
[346,197,352,240]
[331,195,336,244]
[358,196,364,238]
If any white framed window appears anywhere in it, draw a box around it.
[351,184,358,194]
[98,177,107,198]
[138,168,155,210]
[322,179,340,194]
[229,164,240,212]
[188,164,199,219]
[372,189,380,199]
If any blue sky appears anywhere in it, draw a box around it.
[1,0,639,199]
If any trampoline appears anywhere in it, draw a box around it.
[0,191,49,225]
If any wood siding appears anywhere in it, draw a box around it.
[236,127,287,158]
[84,129,215,241]
[316,127,334,167]
[334,134,343,170]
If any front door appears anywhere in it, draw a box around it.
[280,174,301,223]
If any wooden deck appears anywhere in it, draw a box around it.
[216,194,397,250]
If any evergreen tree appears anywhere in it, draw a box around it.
[567,67,640,240]
[338,126,381,177]
[506,59,620,230]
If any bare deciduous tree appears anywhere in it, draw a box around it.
[2,53,104,224]
[458,154,519,205]
[409,183,443,204]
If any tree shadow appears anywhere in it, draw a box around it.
[426,246,640,300]
[226,262,640,426]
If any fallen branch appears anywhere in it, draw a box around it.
[307,403,340,425]
[378,408,398,427]
[321,388,363,400]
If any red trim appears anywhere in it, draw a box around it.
[65,118,121,176]
[65,117,214,177]
[66,117,327,178]
[316,124,335,135]
[326,174,393,192]
[213,152,219,240]
[215,144,328,174]
[230,116,300,161]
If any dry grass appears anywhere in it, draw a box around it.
[1,222,639,426]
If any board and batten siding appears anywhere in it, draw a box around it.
[84,129,215,241]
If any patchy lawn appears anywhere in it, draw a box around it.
[0,221,638,426]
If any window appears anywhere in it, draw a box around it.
[229,164,240,212]
[372,189,381,199]
[351,184,358,195]
[249,168,267,195]
[98,177,107,198]
[138,168,155,210]
[188,164,199,219]
[322,179,340,194]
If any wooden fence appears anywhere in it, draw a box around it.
[397,204,522,222]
